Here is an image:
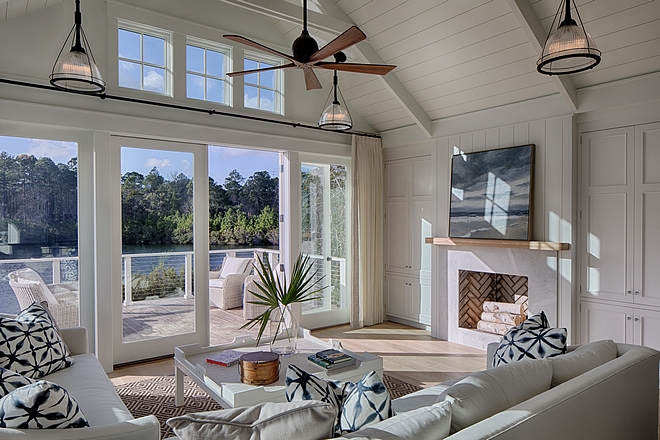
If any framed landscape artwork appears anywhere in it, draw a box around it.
[449,144,534,240]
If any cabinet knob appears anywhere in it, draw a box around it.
[634,317,640,322]
[626,290,632,296]
[635,291,640,296]
[627,316,632,321]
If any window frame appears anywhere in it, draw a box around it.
[185,37,232,106]
[117,20,173,97]
[243,51,284,115]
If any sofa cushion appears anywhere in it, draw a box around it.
[492,312,567,368]
[0,380,89,429]
[219,257,251,279]
[0,367,36,398]
[43,353,134,427]
[438,358,552,433]
[167,400,336,440]
[338,400,452,440]
[0,303,73,378]
[340,370,395,434]
[550,339,618,387]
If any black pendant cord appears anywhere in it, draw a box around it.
[333,71,339,104]
[303,0,308,32]
[0,77,380,138]
[73,0,83,51]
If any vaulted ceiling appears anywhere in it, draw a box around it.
[2,0,659,135]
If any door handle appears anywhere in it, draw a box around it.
[326,257,332,262]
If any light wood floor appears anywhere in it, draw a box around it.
[108,321,487,388]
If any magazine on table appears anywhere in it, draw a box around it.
[315,348,355,364]
[307,353,356,371]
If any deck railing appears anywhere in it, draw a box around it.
[0,249,281,311]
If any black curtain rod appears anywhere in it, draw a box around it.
[0,77,381,139]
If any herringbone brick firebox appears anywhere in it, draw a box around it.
[458,270,529,330]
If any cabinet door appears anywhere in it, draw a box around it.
[634,123,660,307]
[411,158,432,197]
[580,301,633,344]
[634,308,660,351]
[384,274,411,319]
[386,200,409,272]
[412,280,432,325]
[411,200,432,273]
[581,128,635,303]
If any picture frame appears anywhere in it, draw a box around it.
[449,144,535,241]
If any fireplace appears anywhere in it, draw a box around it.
[444,246,559,350]
[458,270,528,334]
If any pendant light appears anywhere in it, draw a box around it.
[537,0,601,75]
[50,0,105,94]
[318,62,352,131]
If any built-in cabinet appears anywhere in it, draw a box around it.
[580,122,660,351]
[384,156,432,326]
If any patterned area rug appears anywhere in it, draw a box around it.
[115,373,422,440]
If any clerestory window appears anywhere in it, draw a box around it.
[243,53,283,114]
[186,39,231,105]
[118,21,172,96]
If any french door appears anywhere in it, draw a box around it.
[111,136,208,364]
[299,155,351,329]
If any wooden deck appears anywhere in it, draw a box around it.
[122,296,261,345]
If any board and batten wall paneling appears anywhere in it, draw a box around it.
[432,115,577,341]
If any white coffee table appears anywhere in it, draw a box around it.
[174,328,383,409]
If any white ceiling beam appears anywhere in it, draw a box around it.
[221,0,433,137]
[507,0,578,113]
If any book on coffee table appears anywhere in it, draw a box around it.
[307,353,356,371]
[315,348,355,364]
[206,349,244,367]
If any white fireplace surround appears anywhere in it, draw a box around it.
[446,246,559,350]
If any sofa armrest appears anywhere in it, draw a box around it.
[0,415,160,440]
[60,326,89,355]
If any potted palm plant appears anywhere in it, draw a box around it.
[241,253,326,355]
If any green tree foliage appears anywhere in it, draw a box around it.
[0,153,78,249]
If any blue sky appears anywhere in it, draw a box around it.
[0,136,278,183]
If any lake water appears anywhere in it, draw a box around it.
[0,245,277,314]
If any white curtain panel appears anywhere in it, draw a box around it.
[351,135,384,328]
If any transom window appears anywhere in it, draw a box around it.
[186,39,230,105]
[118,21,172,96]
[244,53,282,114]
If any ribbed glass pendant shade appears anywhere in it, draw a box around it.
[319,71,352,131]
[50,0,105,94]
[51,47,105,93]
[319,101,352,130]
[537,0,601,75]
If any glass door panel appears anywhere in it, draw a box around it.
[112,136,208,365]
[300,159,350,328]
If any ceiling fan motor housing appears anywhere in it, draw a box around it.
[292,30,319,62]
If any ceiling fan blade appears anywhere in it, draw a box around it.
[303,67,322,90]
[227,63,296,77]
[309,26,367,62]
[317,62,397,75]
[224,35,296,63]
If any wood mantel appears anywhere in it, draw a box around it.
[425,237,570,251]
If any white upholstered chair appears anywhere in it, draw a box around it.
[209,256,253,310]
[242,274,270,320]
[8,268,79,328]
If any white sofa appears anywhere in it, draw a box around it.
[383,341,660,440]
[166,341,659,439]
[0,325,160,440]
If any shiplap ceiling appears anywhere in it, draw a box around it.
[2,0,660,135]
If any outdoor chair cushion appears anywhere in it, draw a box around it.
[219,257,251,279]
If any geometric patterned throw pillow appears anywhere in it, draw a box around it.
[492,311,567,368]
[0,367,36,398]
[0,303,73,379]
[0,380,89,429]
[285,364,344,435]
[340,370,394,434]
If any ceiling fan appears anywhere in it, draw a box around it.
[223,0,396,90]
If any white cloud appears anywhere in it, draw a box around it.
[27,139,76,162]
[144,158,171,169]
[144,70,165,93]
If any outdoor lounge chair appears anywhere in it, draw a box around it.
[8,268,79,328]
[209,256,253,310]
